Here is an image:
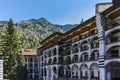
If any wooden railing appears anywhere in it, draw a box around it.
[106,36,120,44]
[105,19,120,30]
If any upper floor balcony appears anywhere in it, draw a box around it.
[107,36,120,44]
[72,44,79,53]
[81,41,89,51]
[91,37,99,49]
[105,46,120,59]
[59,46,71,56]
[106,29,120,44]
[105,18,120,30]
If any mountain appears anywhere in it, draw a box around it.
[55,24,78,32]
[0,18,77,49]
[0,21,8,26]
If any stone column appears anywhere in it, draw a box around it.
[88,38,91,61]
[38,56,41,79]
[56,66,58,79]
[88,69,91,80]
[56,46,59,64]
[78,69,80,79]
[33,57,35,79]
[78,42,81,53]
[96,13,106,80]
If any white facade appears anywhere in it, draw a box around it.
[26,56,39,80]
[37,0,120,80]
[0,60,3,80]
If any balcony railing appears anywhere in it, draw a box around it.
[72,48,79,53]
[90,57,98,61]
[105,53,120,59]
[89,29,98,36]
[91,43,99,49]
[53,49,56,56]
[72,60,79,63]
[81,46,89,51]
[107,36,120,44]
[105,19,120,30]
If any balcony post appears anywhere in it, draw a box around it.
[88,38,91,61]
[56,46,59,64]
[78,42,81,53]
[88,68,91,80]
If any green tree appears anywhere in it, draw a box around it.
[16,55,28,80]
[0,19,27,80]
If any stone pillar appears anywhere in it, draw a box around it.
[88,38,91,61]
[37,57,39,79]
[88,69,91,80]
[96,13,106,80]
[33,57,35,79]
[46,67,49,80]
[70,68,72,79]
[56,46,59,64]
[107,71,111,80]
[56,66,58,79]
[78,42,81,53]
[0,60,3,80]
[78,69,80,79]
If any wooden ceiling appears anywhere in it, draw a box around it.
[63,22,96,41]
[109,9,120,19]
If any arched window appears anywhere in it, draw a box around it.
[72,55,78,63]
[58,66,64,77]
[72,65,78,78]
[80,64,88,79]
[81,41,89,51]
[106,29,120,44]
[53,48,56,56]
[80,53,88,61]
[48,50,52,57]
[90,63,99,79]
[53,57,57,64]
[72,44,78,53]
[91,37,99,48]
[48,58,52,65]
[66,56,71,64]
[106,61,120,80]
[106,46,120,59]
[90,50,99,60]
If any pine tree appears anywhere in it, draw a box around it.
[16,55,28,80]
[0,19,27,80]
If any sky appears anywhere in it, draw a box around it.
[0,0,111,25]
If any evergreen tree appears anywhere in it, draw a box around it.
[16,55,28,80]
[0,19,27,80]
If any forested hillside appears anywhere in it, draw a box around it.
[0,18,77,49]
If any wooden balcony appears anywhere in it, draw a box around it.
[105,19,120,30]
[72,48,79,53]
[107,36,120,44]
[105,53,120,59]
[81,46,89,51]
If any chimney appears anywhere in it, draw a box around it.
[96,2,113,13]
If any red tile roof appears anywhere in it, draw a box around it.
[22,51,37,56]
[0,51,37,56]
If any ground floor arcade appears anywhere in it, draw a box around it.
[41,60,120,80]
